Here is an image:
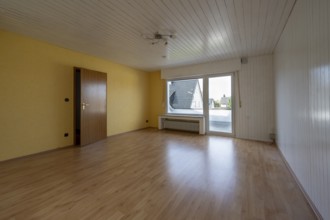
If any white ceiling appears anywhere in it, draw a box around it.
[0,0,296,71]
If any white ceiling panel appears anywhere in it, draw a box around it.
[0,0,296,71]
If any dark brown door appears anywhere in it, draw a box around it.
[74,67,107,146]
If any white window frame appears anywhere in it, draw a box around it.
[165,77,204,116]
[165,72,235,137]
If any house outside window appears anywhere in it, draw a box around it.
[167,78,203,115]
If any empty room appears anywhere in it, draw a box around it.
[0,0,329,219]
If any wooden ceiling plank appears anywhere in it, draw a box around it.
[200,0,236,57]
[264,0,288,52]
[271,0,296,51]
[233,0,248,57]
[260,0,280,54]
[0,0,297,70]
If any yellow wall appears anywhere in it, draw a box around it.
[148,71,165,128]
[0,30,149,161]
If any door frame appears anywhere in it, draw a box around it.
[204,72,235,137]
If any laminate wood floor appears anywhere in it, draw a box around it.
[0,129,316,220]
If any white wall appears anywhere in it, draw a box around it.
[236,55,275,142]
[161,58,241,79]
[274,0,330,219]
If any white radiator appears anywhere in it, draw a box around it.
[163,119,199,132]
[158,115,205,134]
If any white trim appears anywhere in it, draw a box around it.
[277,147,323,220]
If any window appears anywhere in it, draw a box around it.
[167,78,203,115]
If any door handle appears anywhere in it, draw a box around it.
[82,102,90,110]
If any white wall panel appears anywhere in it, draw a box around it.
[161,58,241,79]
[236,55,275,142]
[274,0,330,219]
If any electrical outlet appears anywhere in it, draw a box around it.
[269,133,276,142]
[64,133,69,137]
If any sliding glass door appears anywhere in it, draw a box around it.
[208,75,233,134]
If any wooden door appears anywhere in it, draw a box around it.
[74,67,107,146]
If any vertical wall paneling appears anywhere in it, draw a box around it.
[236,55,275,142]
[274,0,330,218]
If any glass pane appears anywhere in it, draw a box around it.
[208,76,232,133]
[167,79,203,115]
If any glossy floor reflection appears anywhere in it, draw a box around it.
[166,136,235,193]
[0,129,316,220]
[209,121,232,133]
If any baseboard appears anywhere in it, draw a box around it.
[1,128,156,163]
[235,136,275,145]
[0,144,75,163]
[277,146,323,220]
[107,127,156,138]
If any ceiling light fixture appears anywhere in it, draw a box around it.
[142,31,175,46]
